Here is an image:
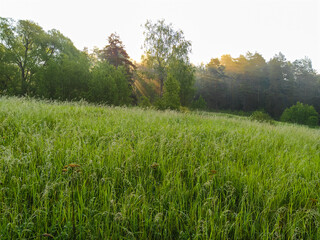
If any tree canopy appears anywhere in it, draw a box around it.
[142,19,191,96]
[99,33,136,81]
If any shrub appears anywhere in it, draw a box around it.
[154,97,166,110]
[161,73,181,110]
[191,95,207,110]
[250,111,273,123]
[280,102,319,126]
[179,106,190,113]
[138,96,152,108]
[306,116,319,127]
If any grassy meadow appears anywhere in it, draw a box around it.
[0,97,320,239]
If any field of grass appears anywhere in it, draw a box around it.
[0,97,319,239]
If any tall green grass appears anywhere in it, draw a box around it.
[0,97,319,239]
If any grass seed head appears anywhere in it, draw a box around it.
[150,163,159,169]
[68,164,80,168]
[310,198,318,204]
[209,170,217,175]
[42,233,54,238]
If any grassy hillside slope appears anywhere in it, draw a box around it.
[0,97,319,239]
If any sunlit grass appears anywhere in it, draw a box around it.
[0,96,319,239]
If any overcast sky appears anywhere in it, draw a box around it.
[1,0,319,71]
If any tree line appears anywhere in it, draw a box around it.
[1,17,319,120]
[0,18,135,106]
[195,52,320,118]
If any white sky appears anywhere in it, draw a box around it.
[1,0,319,71]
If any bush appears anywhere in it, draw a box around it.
[280,102,319,126]
[154,97,166,110]
[306,116,319,127]
[191,95,207,110]
[250,111,273,123]
[89,62,131,105]
[161,73,181,110]
[138,96,152,108]
[179,106,190,113]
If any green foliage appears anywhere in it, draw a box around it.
[179,106,190,113]
[89,62,131,105]
[250,110,274,123]
[194,52,320,119]
[280,102,319,126]
[2,16,320,119]
[0,18,63,95]
[0,43,19,94]
[143,19,191,96]
[167,58,195,106]
[191,95,207,110]
[99,33,136,87]
[154,97,166,110]
[35,52,90,100]
[138,96,152,108]
[162,73,181,110]
[307,116,319,127]
[0,17,135,106]
[1,97,320,239]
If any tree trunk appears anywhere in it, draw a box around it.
[21,67,27,95]
[160,75,164,97]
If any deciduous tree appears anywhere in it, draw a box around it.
[143,19,191,96]
[0,18,58,94]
